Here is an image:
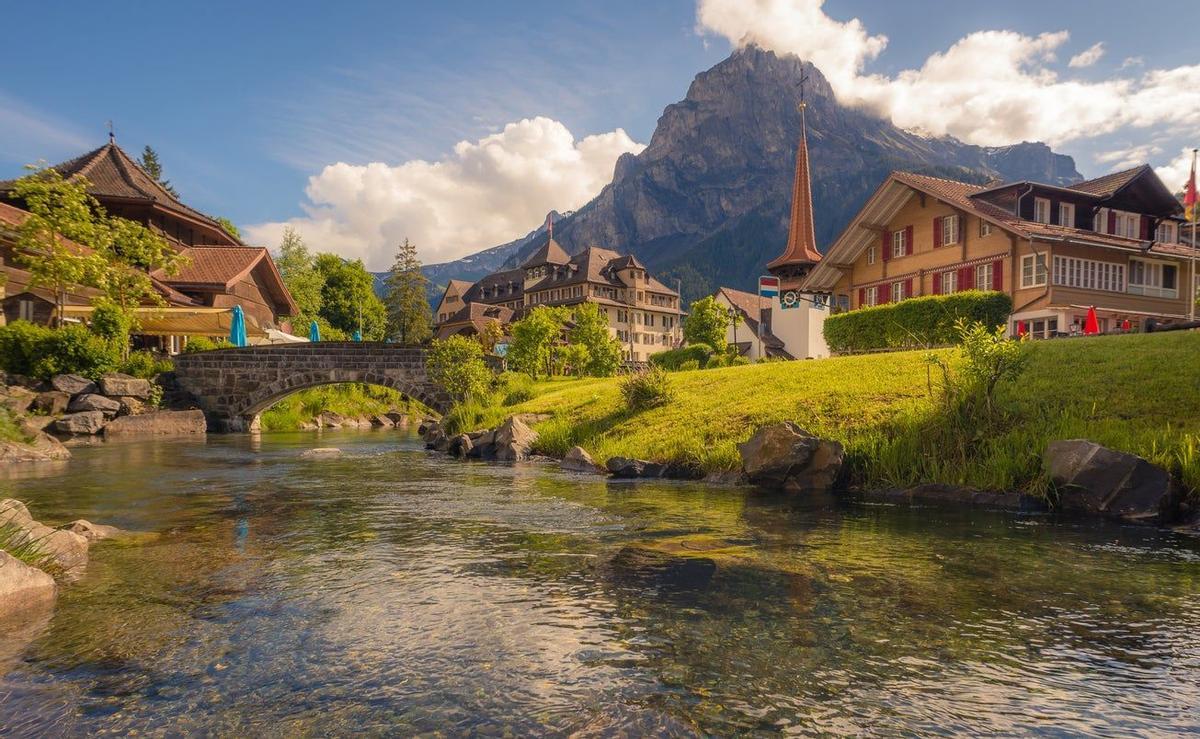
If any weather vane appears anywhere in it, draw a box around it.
[797,69,809,112]
[106,120,115,143]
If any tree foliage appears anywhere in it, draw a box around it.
[507,306,568,379]
[567,302,622,376]
[214,216,241,240]
[137,145,178,198]
[383,238,432,344]
[426,335,492,402]
[683,295,731,352]
[314,253,387,340]
[274,227,323,326]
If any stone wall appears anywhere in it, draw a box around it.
[173,343,451,432]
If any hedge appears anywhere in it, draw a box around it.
[823,290,1012,354]
[649,344,713,371]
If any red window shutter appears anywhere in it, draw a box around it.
[1108,210,1117,234]
[858,287,865,306]
[905,225,914,256]
[881,231,890,261]
[905,278,913,298]
[992,259,1003,290]
[1140,217,1150,241]
[932,271,942,294]
[933,217,943,248]
[960,266,974,291]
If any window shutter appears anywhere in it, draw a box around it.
[1139,217,1150,241]
[905,278,913,298]
[881,231,890,261]
[992,259,1003,290]
[1108,210,1117,235]
[933,217,943,248]
[858,287,865,306]
[905,225,914,256]
[932,271,942,294]
[959,266,974,291]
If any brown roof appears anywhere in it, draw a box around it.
[714,286,791,352]
[521,237,570,267]
[1069,165,1148,197]
[156,245,298,316]
[767,110,823,270]
[1,142,242,245]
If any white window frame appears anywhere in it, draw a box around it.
[1052,255,1126,293]
[1156,221,1178,244]
[1020,253,1048,288]
[864,286,879,307]
[1034,197,1051,224]
[1058,202,1075,228]
[1128,257,1179,299]
[1113,210,1139,239]
[891,230,907,259]
[939,270,958,295]
[980,220,994,238]
[975,263,994,291]
[890,281,905,302]
[1094,207,1109,234]
[867,245,876,265]
[941,215,960,246]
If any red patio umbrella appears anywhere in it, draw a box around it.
[1083,306,1100,335]
[1121,319,1132,332]
[1016,321,1027,338]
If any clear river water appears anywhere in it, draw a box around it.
[0,430,1198,736]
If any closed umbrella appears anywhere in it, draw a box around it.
[352,329,363,342]
[1121,318,1132,332]
[1083,306,1100,335]
[309,320,321,342]
[229,305,248,347]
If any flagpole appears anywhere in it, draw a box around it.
[1192,149,1198,321]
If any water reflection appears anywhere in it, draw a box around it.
[0,431,1197,735]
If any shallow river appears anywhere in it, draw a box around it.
[1,430,1198,736]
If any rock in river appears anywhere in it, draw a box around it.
[492,416,537,462]
[1045,439,1184,523]
[737,422,844,493]
[447,433,473,458]
[300,447,343,459]
[0,551,57,620]
[562,446,604,474]
[55,411,108,436]
[103,409,207,437]
[98,372,153,399]
[68,393,121,415]
[49,374,98,396]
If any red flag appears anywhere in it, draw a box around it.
[1084,306,1100,335]
[1185,150,1198,223]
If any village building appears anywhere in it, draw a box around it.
[433,238,683,362]
[800,165,1200,336]
[0,139,297,347]
[712,93,830,360]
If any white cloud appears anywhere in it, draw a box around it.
[1153,148,1196,194]
[1120,56,1145,69]
[1068,42,1105,68]
[695,0,1200,147]
[244,117,644,270]
[1096,143,1162,171]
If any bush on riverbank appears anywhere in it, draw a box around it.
[474,331,1199,495]
[823,291,1012,354]
[0,321,119,379]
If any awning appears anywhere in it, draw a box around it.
[60,305,267,337]
[252,328,309,345]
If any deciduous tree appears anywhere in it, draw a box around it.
[683,295,730,352]
[567,303,621,376]
[275,227,324,327]
[507,306,568,379]
[314,253,387,340]
[426,335,491,401]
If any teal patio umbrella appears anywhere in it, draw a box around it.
[308,320,320,342]
[229,305,248,347]
[352,329,363,342]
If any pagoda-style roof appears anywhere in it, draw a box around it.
[767,108,823,272]
[1,141,243,246]
[521,237,570,268]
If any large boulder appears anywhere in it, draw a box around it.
[447,433,473,458]
[31,390,70,416]
[0,551,57,620]
[68,393,121,414]
[369,414,394,428]
[0,427,70,464]
[98,373,152,399]
[115,396,148,416]
[317,411,345,429]
[492,416,537,462]
[1045,440,1183,523]
[103,409,207,438]
[0,499,34,526]
[385,412,409,426]
[737,422,845,493]
[55,411,107,436]
[562,446,604,474]
[49,374,98,396]
[0,386,35,415]
[0,499,90,576]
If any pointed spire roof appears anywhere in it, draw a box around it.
[767,105,822,271]
[521,237,570,268]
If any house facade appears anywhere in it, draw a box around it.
[802,166,1199,337]
[712,287,793,360]
[433,238,683,361]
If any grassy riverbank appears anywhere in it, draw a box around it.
[483,331,1200,495]
[259,384,427,431]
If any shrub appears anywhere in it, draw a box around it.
[89,301,134,343]
[183,336,233,353]
[426,335,491,401]
[0,321,54,376]
[498,372,536,406]
[0,321,118,379]
[620,365,674,411]
[120,350,174,379]
[823,291,1012,354]
[649,344,712,371]
[678,359,700,372]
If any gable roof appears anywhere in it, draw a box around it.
[1069,165,1148,197]
[1,142,242,245]
[156,245,298,316]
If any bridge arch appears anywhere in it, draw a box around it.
[173,343,452,432]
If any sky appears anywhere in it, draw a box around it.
[1,0,1197,270]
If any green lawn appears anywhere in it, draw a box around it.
[490,331,1200,495]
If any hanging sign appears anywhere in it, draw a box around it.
[780,290,800,310]
[758,275,780,299]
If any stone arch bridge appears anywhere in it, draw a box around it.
[173,343,452,432]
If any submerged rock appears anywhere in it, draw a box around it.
[300,447,343,458]
[737,422,844,493]
[1045,440,1183,523]
[103,409,207,437]
[65,519,121,542]
[562,446,604,474]
[0,551,57,620]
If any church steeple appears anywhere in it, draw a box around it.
[767,75,822,286]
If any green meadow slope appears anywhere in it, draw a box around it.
[494,331,1200,494]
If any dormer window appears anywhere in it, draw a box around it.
[1033,197,1051,224]
[1156,221,1178,243]
[1058,202,1075,228]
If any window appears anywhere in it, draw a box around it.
[892,229,907,258]
[1020,253,1048,288]
[1013,317,1059,340]
[864,286,879,307]
[867,246,876,265]
[18,299,35,322]
[937,270,957,295]
[980,220,994,238]
[890,281,905,302]
[1156,222,1178,244]
[1052,255,1126,293]
[1114,211,1139,239]
[975,262,994,290]
[1034,197,1051,224]
[836,294,850,312]
[1128,258,1179,298]
[1058,202,1075,228]
[940,215,960,246]
[1094,208,1108,233]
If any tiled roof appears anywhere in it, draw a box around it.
[1069,165,1148,197]
[159,246,265,286]
[1,142,242,244]
[521,238,570,267]
[767,113,823,269]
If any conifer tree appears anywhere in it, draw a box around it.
[138,145,178,197]
[383,239,432,344]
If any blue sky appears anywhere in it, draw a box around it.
[1,1,1196,268]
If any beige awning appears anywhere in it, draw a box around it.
[60,305,267,337]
